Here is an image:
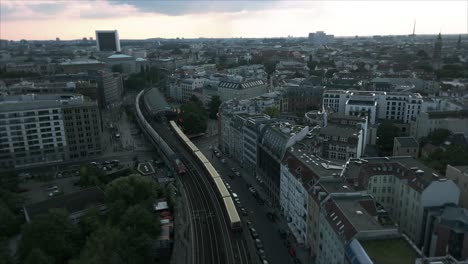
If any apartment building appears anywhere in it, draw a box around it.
[168,77,204,102]
[218,79,267,102]
[322,90,423,124]
[0,94,101,168]
[257,122,309,207]
[343,157,460,246]
[412,110,468,140]
[393,137,419,158]
[446,165,468,209]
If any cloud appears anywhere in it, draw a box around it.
[110,0,275,16]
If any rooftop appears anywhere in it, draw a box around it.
[143,88,173,115]
[285,138,344,179]
[344,156,447,193]
[360,238,418,264]
[60,59,104,65]
[107,54,134,59]
[395,137,419,148]
[333,195,384,232]
[0,94,90,112]
[320,125,361,138]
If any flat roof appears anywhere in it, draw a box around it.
[395,137,419,148]
[360,238,418,264]
[334,195,384,232]
[285,138,344,179]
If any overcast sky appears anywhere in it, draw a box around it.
[1,1,467,40]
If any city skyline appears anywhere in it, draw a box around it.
[1,0,467,40]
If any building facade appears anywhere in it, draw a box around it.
[0,94,101,168]
[322,90,423,124]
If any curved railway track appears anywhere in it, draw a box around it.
[135,89,251,264]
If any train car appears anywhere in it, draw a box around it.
[194,150,209,165]
[223,197,241,232]
[185,140,199,153]
[204,162,220,180]
[213,177,230,198]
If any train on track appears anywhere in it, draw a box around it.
[135,90,187,175]
[169,120,242,232]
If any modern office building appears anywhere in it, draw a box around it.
[95,30,121,52]
[0,94,101,168]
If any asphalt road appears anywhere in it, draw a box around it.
[194,136,298,264]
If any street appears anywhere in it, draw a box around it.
[193,135,303,264]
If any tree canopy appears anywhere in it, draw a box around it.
[178,96,208,135]
[263,106,280,118]
[377,121,400,155]
[208,95,222,119]
[17,209,84,264]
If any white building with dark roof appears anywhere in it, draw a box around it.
[322,90,423,124]
[343,156,460,246]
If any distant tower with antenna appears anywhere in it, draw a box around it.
[433,33,442,60]
[412,19,416,37]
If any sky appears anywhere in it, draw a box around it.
[0,0,467,40]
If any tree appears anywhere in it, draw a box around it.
[69,226,125,264]
[376,121,400,155]
[119,205,160,238]
[0,203,21,237]
[111,64,123,73]
[17,209,83,264]
[106,175,159,224]
[24,248,52,264]
[263,106,280,118]
[178,96,208,135]
[427,128,452,145]
[79,166,102,187]
[264,61,277,75]
[124,74,146,90]
[208,95,222,119]
[0,238,13,264]
[79,207,103,237]
[325,69,338,78]
[416,50,429,59]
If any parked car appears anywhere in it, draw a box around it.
[255,239,264,250]
[90,161,99,166]
[249,187,257,194]
[240,207,248,216]
[250,228,259,239]
[246,220,253,229]
[46,185,58,191]
[221,158,226,163]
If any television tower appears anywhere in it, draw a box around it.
[412,19,416,37]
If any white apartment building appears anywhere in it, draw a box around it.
[322,90,423,124]
[280,163,310,245]
[168,77,204,102]
[412,110,468,140]
[345,157,460,245]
